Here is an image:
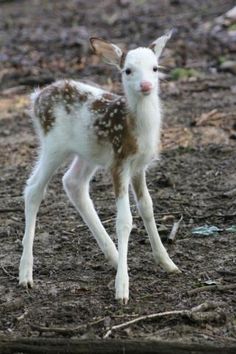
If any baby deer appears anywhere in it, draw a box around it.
[19,31,180,304]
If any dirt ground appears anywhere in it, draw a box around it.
[0,0,236,349]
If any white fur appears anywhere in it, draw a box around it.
[19,33,180,303]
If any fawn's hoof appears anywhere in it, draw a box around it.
[19,277,34,289]
[117,297,129,305]
[157,257,181,274]
[19,260,34,288]
[115,272,129,305]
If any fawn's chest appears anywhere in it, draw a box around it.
[131,128,159,169]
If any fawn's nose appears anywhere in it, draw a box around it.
[140,81,153,93]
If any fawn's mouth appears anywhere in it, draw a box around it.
[140,89,152,96]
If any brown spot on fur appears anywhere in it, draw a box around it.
[34,85,61,134]
[132,174,144,200]
[92,95,138,198]
[102,93,116,101]
[62,81,88,113]
[92,92,117,113]
[92,99,107,113]
[34,81,89,134]
[93,96,137,162]
[111,117,137,199]
[111,164,123,198]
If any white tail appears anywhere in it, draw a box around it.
[19,33,180,304]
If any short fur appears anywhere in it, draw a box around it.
[19,32,180,304]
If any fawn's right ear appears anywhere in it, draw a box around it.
[90,38,124,68]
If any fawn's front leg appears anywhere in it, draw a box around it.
[132,171,180,273]
[112,165,132,304]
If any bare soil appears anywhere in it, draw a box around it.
[0,0,236,350]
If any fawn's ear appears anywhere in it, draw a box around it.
[149,30,173,60]
[90,38,123,68]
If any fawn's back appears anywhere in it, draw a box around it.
[32,77,158,172]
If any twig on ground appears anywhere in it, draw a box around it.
[0,208,23,213]
[0,265,17,279]
[190,213,236,220]
[31,317,106,336]
[190,302,218,312]
[77,215,142,229]
[217,269,236,277]
[103,301,218,339]
[16,310,29,321]
[77,217,116,229]
[224,187,236,197]
[187,283,236,296]
[167,215,183,243]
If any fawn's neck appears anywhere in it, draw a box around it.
[125,88,161,137]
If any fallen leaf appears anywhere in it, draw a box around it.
[192,225,222,236]
[194,109,226,127]
[226,225,236,232]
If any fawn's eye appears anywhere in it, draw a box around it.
[125,68,132,75]
[153,66,158,72]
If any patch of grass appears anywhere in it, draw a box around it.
[228,24,236,31]
[170,68,201,80]
[218,56,227,64]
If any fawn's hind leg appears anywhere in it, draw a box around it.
[19,147,66,287]
[63,156,118,268]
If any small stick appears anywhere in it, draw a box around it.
[16,310,29,321]
[224,187,236,197]
[0,208,23,213]
[1,265,17,280]
[103,310,187,339]
[76,218,116,229]
[31,317,106,335]
[103,301,215,339]
[167,215,183,243]
[77,215,141,229]
[217,269,236,277]
[30,324,85,335]
[190,301,219,312]
[187,283,236,296]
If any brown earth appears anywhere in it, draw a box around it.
[0,0,236,350]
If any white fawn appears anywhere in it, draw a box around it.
[19,31,180,304]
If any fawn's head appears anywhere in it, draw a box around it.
[90,31,172,99]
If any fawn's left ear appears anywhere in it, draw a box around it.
[90,38,124,68]
[149,30,173,60]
